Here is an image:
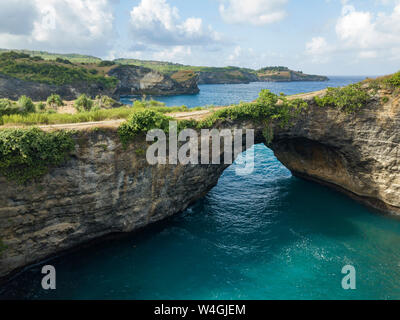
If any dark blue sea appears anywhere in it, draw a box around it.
[2,76,400,300]
[120,76,368,108]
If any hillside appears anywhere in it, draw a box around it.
[0,48,328,88]
[115,59,328,84]
[0,51,199,100]
[0,49,101,63]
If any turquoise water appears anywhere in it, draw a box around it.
[120,76,368,108]
[2,77,400,300]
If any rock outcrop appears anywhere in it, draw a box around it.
[0,65,200,101]
[270,93,400,214]
[196,69,328,84]
[1,91,400,280]
[198,70,259,84]
[108,65,199,96]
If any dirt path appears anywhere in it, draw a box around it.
[1,90,326,131]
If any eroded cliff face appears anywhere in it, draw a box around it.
[270,94,400,214]
[108,65,199,96]
[0,65,200,101]
[0,122,260,279]
[0,74,115,101]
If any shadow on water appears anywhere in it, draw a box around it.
[1,144,400,300]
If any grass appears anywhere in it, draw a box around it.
[314,83,373,113]
[0,48,101,63]
[0,104,193,126]
[0,51,118,88]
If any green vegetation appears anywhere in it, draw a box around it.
[0,48,101,63]
[0,98,21,117]
[382,96,389,104]
[0,51,118,88]
[0,107,132,126]
[46,94,64,109]
[118,109,172,147]
[117,89,309,146]
[94,95,121,109]
[0,97,191,126]
[74,94,94,112]
[55,57,72,65]
[197,90,307,129]
[98,60,116,67]
[385,71,400,88]
[116,58,255,75]
[314,84,372,113]
[0,127,75,183]
[17,95,35,113]
[37,102,46,111]
[258,66,289,72]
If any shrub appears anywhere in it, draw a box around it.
[257,89,279,106]
[314,84,372,113]
[37,102,46,111]
[17,95,35,113]
[55,57,72,64]
[118,109,172,146]
[0,51,30,60]
[386,71,400,88]
[94,95,120,109]
[46,94,64,109]
[31,56,44,61]
[0,128,75,183]
[74,94,94,112]
[0,99,21,116]
[98,60,115,67]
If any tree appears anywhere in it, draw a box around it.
[74,94,93,112]
[17,95,35,113]
[46,94,64,109]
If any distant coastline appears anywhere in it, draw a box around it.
[0,48,328,101]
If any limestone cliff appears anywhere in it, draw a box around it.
[0,123,260,280]
[0,73,115,101]
[270,92,400,214]
[108,65,199,97]
[1,90,400,280]
[0,65,200,101]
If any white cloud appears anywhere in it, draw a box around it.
[0,0,115,55]
[129,0,222,46]
[152,46,192,63]
[306,2,400,63]
[306,37,329,55]
[336,4,400,58]
[219,0,287,26]
[305,37,331,63]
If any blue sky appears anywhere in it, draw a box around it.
[1,0,400,75]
